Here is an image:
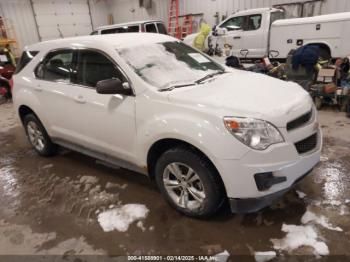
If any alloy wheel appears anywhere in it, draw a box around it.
[163,162,206,210]
[27,121,45,151]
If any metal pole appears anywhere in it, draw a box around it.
[29,0,41,42]
[87,0,94,31]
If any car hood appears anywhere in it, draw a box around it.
[167,70,313,128]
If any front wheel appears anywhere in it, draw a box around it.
[155,147,225,218]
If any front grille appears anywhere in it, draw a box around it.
[287,110,312,131]
[295,133,317,154]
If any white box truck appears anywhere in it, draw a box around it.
[184,8,350,60]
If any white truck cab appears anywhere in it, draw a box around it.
[184,8,350,60]
[215,8,284,58]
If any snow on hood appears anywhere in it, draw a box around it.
[168,70,313,127]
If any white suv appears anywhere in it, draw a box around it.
[13,33,322,217]
[91,20,167,35]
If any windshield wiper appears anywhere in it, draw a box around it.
[159,83,196,92]
[195,71,226,84]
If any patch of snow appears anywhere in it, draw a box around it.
[105,182,128,190]
[80,176,98,185]
[136,221,146,232]
[149,226,155,231]
[345,199,350,204]
[340,205,349,216]
[296,190,307,199]
[254,251,277,262]
[119,43,217,90]
[271,224,329,256]
[0,103,19,133]
[97,204,149,232]
[212,250,230,262]
[322,200,342,206]
[42,164,54,169]
[301,210,342,232]
[320,156,329,162]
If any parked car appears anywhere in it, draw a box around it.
[12,33,322,217]
[0,46,16,98]
[91,20,167,35]
[184,8,350,60]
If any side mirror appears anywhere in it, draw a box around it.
[96,78,131,95]
[216,27,228,36]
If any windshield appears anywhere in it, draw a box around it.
[118,41,224,90]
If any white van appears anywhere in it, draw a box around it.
[91,20,167,35]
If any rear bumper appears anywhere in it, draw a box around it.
[229,168,314,213]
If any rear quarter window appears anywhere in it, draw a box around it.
[14,51,39,74]
[157,23,167,34]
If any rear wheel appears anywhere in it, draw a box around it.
[23,114,58,156]
[319,47,331,61]
[315,97,323,110]
[155,147,225,218]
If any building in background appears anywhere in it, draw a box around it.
[1,0,350,54]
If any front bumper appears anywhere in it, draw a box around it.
[213,123,322,214]
[229,168,314,213]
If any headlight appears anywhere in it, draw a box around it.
[223,117,284,150]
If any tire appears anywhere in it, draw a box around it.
[155,146,225,218]
[315,97,322,110]
[319,48,331,61]
[23,114,58,156]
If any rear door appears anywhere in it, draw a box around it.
[34,49,87,144]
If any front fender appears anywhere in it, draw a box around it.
[136,110,250,168]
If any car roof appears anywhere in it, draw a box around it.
[25,33,177,51]
[96,20,164,31]
[230,7,281,17]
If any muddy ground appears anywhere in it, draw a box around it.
[0,101,350,261]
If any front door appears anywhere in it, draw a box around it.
[217,15,245,57]
[71,49,137,163]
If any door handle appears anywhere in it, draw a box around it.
[233,36,241,39]
[34,85,42,92]
[74,95,86,104]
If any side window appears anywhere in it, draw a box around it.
[126,25,139,32]
[90,31,98,35]
[156,23,167,34]
[101,28,118,34]
[101,25,139,34]
[270,11,285,26]
[220,16,244,31]
[74,50,125,88]
[245,14,262,31]
[14,51,39,74]
[35,50,73,83]
[145,23,157,33]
